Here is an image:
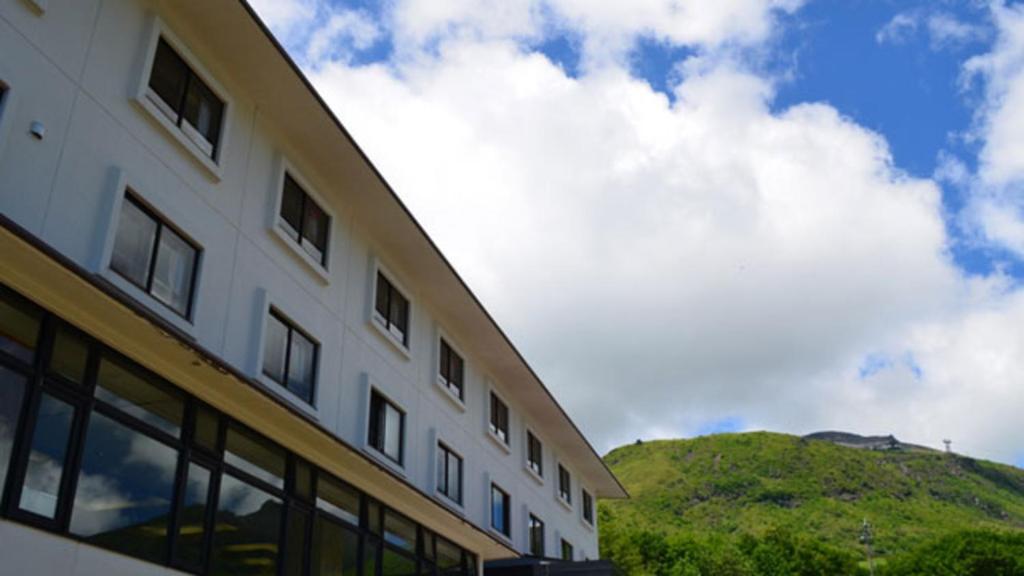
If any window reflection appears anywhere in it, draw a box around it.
[224,424,285,489]
[0,367,26,498]
[69,412,177,564]
[19,393,75,519]
[50,324,90,384]
[176,462,212,569]
[0,288,41,363]
[96,356,184,437]
[317,474,360,526]
[312,516,359,576]
[382,547,416,576]
[211,474,282,576]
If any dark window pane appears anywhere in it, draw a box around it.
[490,484,509,536]
[312,516,359,576]
[527,432,542,477]
[111,197,158,289]
[0,367,27,498]
[193,404,220,452]
[490,394,508,444]
[69,412,177,564]
[150,225,197,316]
[294,459,314,501]
[148,38,188,118]
[559,466,571,504]
[374,272,389,320]
[583,491,593,524]
[363,539,379,576]
[0,288,41,363]
[285,507,310,576]
[225,424,286,489]
[280,175,304,241]
[211,474,282,576]
[317,474,360,526]
[436,537,461,575]
[423,530,436,562]
[182,76,224,154]
[19,393,75,518]
[176,462,212,569]
[389,290,408,344]
[96,356,184,437]
[367,499,381,535]
[529,515,544,557]
[262,313,289,385]
[383,509,416,552]
[50,324,90,384]
[382,547,416,576]
[302,199,328,264]
[287,330,316,403]
[561,540,573,561]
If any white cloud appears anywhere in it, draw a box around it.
[250,0,1024,467]
[306,9,381,63]
[927,12,987,49]
[876,12,920,45]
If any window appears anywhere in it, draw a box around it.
[368,390,404,465]
[147,37,225,159]
[279,173,330,266]
[438,338,464,400]
[110,194,199,318]
[558,464,572,505]
[0,281,485,576]
[490,483,510,537]
[529,514,545,557]
[489,392,509,445]
[436,442,463,505]
[561,539,573,561]
[527,431,543,477]
[262,309,318,405]
[582,489,594,525]
[373,271,409,347]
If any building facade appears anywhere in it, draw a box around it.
[0,1,627,575]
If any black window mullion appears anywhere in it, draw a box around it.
[282,325,293,394]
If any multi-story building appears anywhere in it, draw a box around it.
[0,0,627,575]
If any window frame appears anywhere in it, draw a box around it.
[109,192,202,321]
[557,463,573,509]
[436,332,467,409]
[525,429,544,482]
[487,389,511,453]
[260,307,319,407]
[367,388,405,467]
[369,263,412,357]
[0,80,14,161]
[134,16,231,180]
[489,482,511,538]
[561,538,574,562]
[435,441,464,506]
[270,162,335,280]
[581,488,595,528]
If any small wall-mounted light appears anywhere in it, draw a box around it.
[29,121,45,140]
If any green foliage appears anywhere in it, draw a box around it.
[600,433,1024,575]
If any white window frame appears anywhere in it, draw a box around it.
[523,427,544,485]
[580,487,596,530]
[96,168,206,338]
[250,288,323,416]
[368,258,413,359]
[431,430,466,513]
[269,156,334,282]
[434,326,467,411]
[484,474,513,544]
[133,15,231,181]
[361,379,407,476]
[484,383,512,454]
[555,460,573,511]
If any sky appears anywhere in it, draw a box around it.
[248,0,1024,468]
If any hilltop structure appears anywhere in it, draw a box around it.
[0,1,626,574]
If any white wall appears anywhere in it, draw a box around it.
[0,0,599,560]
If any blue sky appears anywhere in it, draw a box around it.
[254,0,1024,466]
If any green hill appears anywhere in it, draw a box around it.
[600,432,1024,573]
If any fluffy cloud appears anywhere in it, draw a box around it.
[251,0,1024,466]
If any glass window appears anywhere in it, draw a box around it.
[0,283,42,363]
[110,195,199,318]
[527,431,542,477]
[262,310,317,405]
[294,459,314,502]
[278,174,330,266]
[490,483,510,537]
[312,515,359,576]
[373,272,409,347]
[558,465,571,504]
[384,509,417,553]
[193,404,220,452]
[18,393,75,519]
[489,393,508,445]
[175,462,212,569]
[317,474,360,526]
[96,355,184,437]
[225,424,286,489]
[69,412,178,564]
[529,515,544,557]
[49,324,90,384]
[436,443,462,505]
[368,391,403,465]
[382,547,416,576]
[363,539,379,576]
[438,339,464,400]
[582,490,594,525]
[147,37,225,159]
[285,507,310,576]
[0,367,27,498]
[210,474,282,576]
[437,537,462,576]
[561,539,573,561]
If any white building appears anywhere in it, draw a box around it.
[0,0,627,575]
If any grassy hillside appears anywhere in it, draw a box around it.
[600,432,1024,563]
